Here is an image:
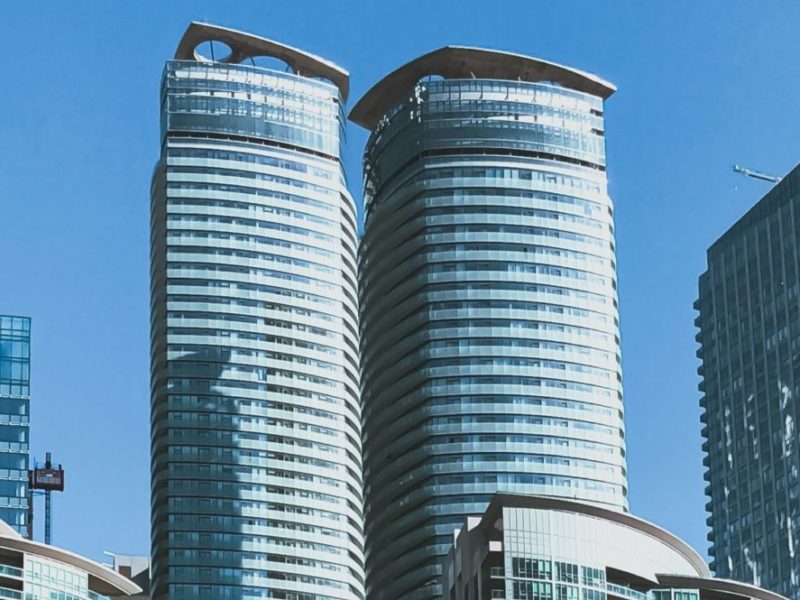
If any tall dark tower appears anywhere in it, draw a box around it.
[697,164,800,600]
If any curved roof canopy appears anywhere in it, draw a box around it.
[0,520,18,540]
[0,523,141,596]
[349,45,615,129]
[482,494,710,578]
[174,22,350,100]
[656,575,789,600]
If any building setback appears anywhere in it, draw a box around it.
[444,493,786,600]
[0,316,30,537]
[697,164,800,599]
[352,48,627,600]
[150,23,364,600]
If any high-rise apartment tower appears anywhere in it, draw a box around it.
[0,315,30,537]
[352,47,627,600]
[150,23,363,600]
[697,163,800,599]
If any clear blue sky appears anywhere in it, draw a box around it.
[2,0,798,562]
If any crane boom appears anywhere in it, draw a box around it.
[733,164,782,184]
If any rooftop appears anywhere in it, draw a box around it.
[656,575,789,600]
[349,45,616,129]
[478,494,711,578]
[706,161,800,258]
[0,521,141,596]
[174,21,350,100]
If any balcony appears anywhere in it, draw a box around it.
[0,567,21,580]
[0,587,21,600]
[607,582,651,600]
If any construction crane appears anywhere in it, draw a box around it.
[733,164,782,184]
[26,452,65,544]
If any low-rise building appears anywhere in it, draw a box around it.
[444,494,785,600]
[109,554,149,599]
[0,519,141,598]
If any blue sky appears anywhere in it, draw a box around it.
[1,0,798,562]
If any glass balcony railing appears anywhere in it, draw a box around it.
[606,582,651,600]
[0,566,22,579]
[0,586,22,600]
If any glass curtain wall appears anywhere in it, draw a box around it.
[357,63,626,600]
[0,316,30,537]
[150,39,363,600]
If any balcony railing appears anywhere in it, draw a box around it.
[0,566,22,580]
[607,582,650,600]
[0,586,22,600]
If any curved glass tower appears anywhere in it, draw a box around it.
[351,47,626,600]
[150,23,363,600]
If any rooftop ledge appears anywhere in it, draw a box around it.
[174,22,350,100]
[479,494,710,578]
[0,522,142,596]
[349,45,616,129]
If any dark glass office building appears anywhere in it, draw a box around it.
[697,164,800,599]
[0,316,30,537]
[352,48,626,600]
[150,23,363,600]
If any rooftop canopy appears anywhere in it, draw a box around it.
[0,520,141,596]
[479,494,710,578]
[349,45,616,129]
[174,22,350,100]
[656,575,790,600]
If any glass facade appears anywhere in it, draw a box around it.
[697,163,800,599]
[23,556,108,600]
[0,520,138,599]
[357,57,627,600]
[150,28,363,600]
[0,316,30,537]
[442,495,714,600]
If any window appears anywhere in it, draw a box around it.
[513,581,553,600]
[556,584,579,600]
[581,567,605,587]
[513,557,552,580]
[555,562,579,583]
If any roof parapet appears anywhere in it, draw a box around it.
[350,45,615,129]
[0,530,142,596]
[174,21,350,100]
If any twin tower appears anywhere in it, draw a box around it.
[150,22,626,600]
